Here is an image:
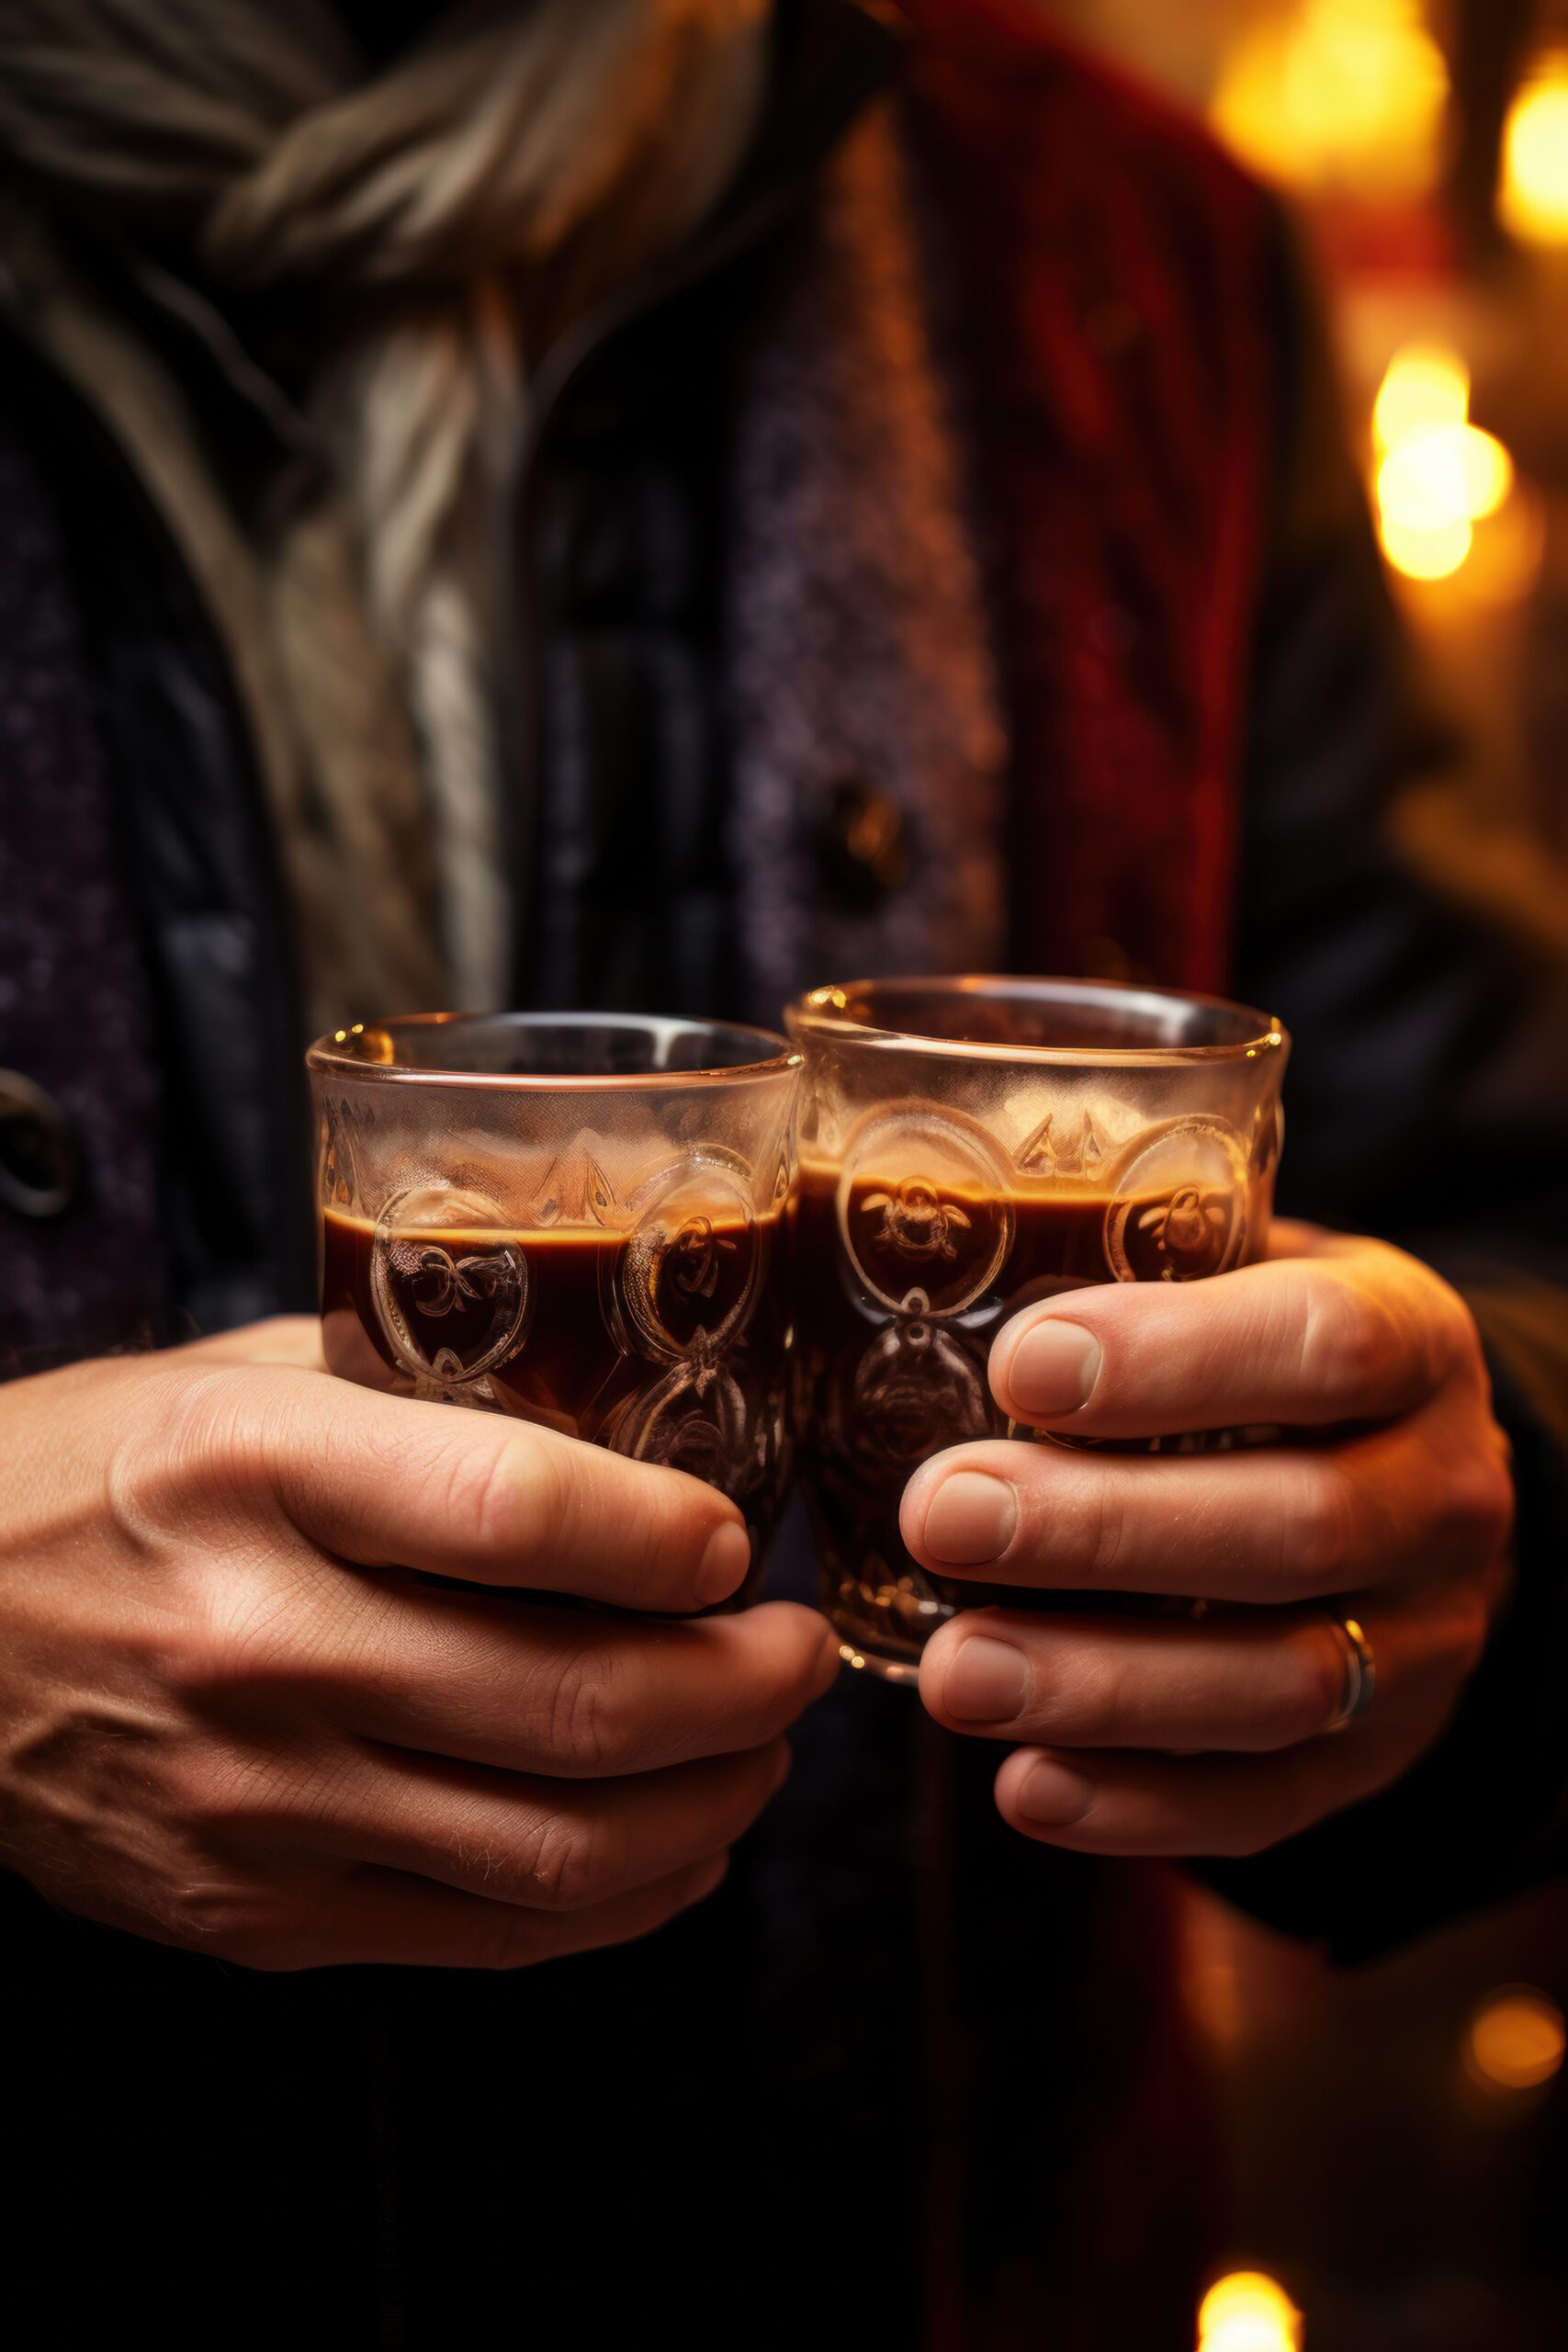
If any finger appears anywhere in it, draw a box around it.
[265,1854,730,1971]
[990,1723,1424,1859]
[216,1365,754,1610]
[180,1317,327,1371]
[1267,1216,1329,1261]
[918,1577,1485,1752]
[900,1397,1513,1603]
[295,1736,793,1913]
[325,1592,840,1777]
[989,1234,1481,1438]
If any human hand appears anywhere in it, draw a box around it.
[902,1225,1514,1855]
[0,1320,834,1967]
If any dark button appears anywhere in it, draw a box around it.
[0,1072,82,1219]
[812,775,912,910]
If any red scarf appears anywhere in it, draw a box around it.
[897,0,1277,992]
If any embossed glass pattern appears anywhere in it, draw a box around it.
[786,977,1290,1680]
[307,1014,801,1604]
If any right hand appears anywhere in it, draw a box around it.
[0,1320,836,1972]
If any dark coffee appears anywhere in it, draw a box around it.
[793,1165,1258,1666]
[321,1204,791,1600]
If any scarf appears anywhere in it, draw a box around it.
[0,0,767,1023]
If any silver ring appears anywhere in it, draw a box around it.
[1323,1609,1376,1732]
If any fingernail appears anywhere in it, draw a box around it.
[696,1520,751,1606]
[921,1471,1017,1566]
[1006,1319,1100,1418]
[944,1635,1030,1722]
[1016,1758,1095,1826]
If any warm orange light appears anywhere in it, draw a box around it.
[1211,0,1449,198]
[1377,505,1472,580]
[1453,426,1514,518]
[1466,1986,1566,2091]
[1370,344,1517,582]
[1372,344,1468,453]
[1498,50,1568,246]
[1197,2270,1303,2352]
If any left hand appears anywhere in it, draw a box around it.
[901,1221,1515,1856]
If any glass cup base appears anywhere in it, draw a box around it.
[829,1634,923,1686]
[821,1566,952,1685]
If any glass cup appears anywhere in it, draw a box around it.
[307,1013,801,1604]
[785,977,1290,1680]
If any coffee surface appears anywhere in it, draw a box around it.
[321,1204,791,1595]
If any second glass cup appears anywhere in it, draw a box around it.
[307,1013,800,1602]
[786,977,1290,1681]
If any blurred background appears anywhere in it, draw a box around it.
[1036,4,1568,2344]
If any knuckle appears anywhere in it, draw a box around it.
[153,1740,333,1862]
[164,1553,324,1703]
[438,1425,556,1558]
[1444,1450,1515,1561]
[1281,1629,1348,1746]
[463,1905,552,1972]
[167,1876,308,1969]
[180,1743,342,1841]
[545,1650,616,1774]
[1300,1283,1399,1406]
[135,1597,243,1710]
[1077,1466,1128,1586]
[1288,1465,1358,1593]
[106,1365,268,1544]
[508,1438,577,1557]
[524,1808,619,1912]
[157,1747,258,1836]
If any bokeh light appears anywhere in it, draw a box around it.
[1465,1986,1566,2092]
[1371,344,1517,582]
[1498,50,1568,247]
[1452,427,1514,519]
[1372,344,1468,453]
[1197,2270,1303,2352]
[1211,0,1449,198]
[1377,503,1472,580]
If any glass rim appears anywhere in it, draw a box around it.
[305,1010,801,1091]
[785,975,1288,1067]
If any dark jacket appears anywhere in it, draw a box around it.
[3,4,1567,2346]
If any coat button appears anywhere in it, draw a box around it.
[0,1072,82,1219]
[812,775,912,910]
